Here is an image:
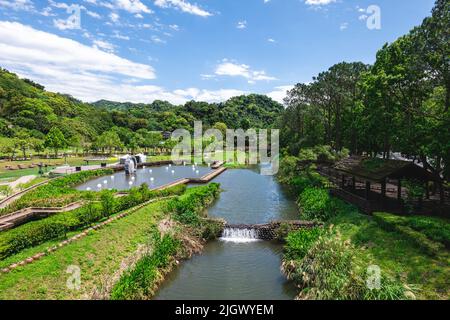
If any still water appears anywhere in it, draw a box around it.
[76,165,212,191]
[155,168,298,300]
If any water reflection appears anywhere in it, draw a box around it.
[76,165,212,191]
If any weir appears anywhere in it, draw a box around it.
[222,221,322,241]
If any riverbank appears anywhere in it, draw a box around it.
[278,155,450,300]
[0,183,223,299]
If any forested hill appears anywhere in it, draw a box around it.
[92,94,284,130]
[0,67,284,146]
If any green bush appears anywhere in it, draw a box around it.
[277,156,300,185]
[100,190,117,218]
[111,230,180,300]
[201,219,224,240]
[283,232,410,300]
[284,228,323,260]
[165,183,220,226]
[298,188,335,221]
[290,170,329,193]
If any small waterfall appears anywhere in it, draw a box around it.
[220,228,260,243]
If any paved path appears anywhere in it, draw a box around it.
[0,179,50,209]
[9,175,36,190]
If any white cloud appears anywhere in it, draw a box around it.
[266,85,294,104]
[114,0,152,14]
[150,35,166,44]
[53,18,81,30]
[236,21,247,29]
[92,39,115,53]
[154,0,212,17]
[112,30,130,40]
[41,7,55,17]
[267,38,276,43]
[109,12,120,22]
[86,10,101,19]
[358,14,368,21]
[0,0,34,11]
[304,0,336,5]
[0,21,155,80]
[214,60,277,83]
[0,21,280,105]
[340,22,348,31]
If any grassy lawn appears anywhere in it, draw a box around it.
[0,157,118,179]
[328,211,450,300]
[0,200,168,300]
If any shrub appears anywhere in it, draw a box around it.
[100,190,117,218]
[165,183,220,226]
[277,156,301,185]
[0,185,12,197]
[282,232,410,300]
[298,187,335,221]
[290,170,329,193]
[284,227,323,260]
[0,220,68,259]
[201,219,224,240]
[407,216,450,248]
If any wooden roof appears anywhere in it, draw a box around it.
[334,156,438,182]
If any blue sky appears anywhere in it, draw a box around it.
[0,0,436,104]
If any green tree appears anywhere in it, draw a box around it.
[97,130,123,154]
[45,127,67,158]
[15,130,31,158]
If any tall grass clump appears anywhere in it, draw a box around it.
[284,227,323,261]
[110,230,181,300]
[282,230,412,300]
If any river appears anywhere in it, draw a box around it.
[155,167,298,300]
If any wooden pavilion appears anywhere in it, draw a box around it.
[322,156,447,215]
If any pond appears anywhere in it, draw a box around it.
[75,165,212,191]
[154,167,299,300]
